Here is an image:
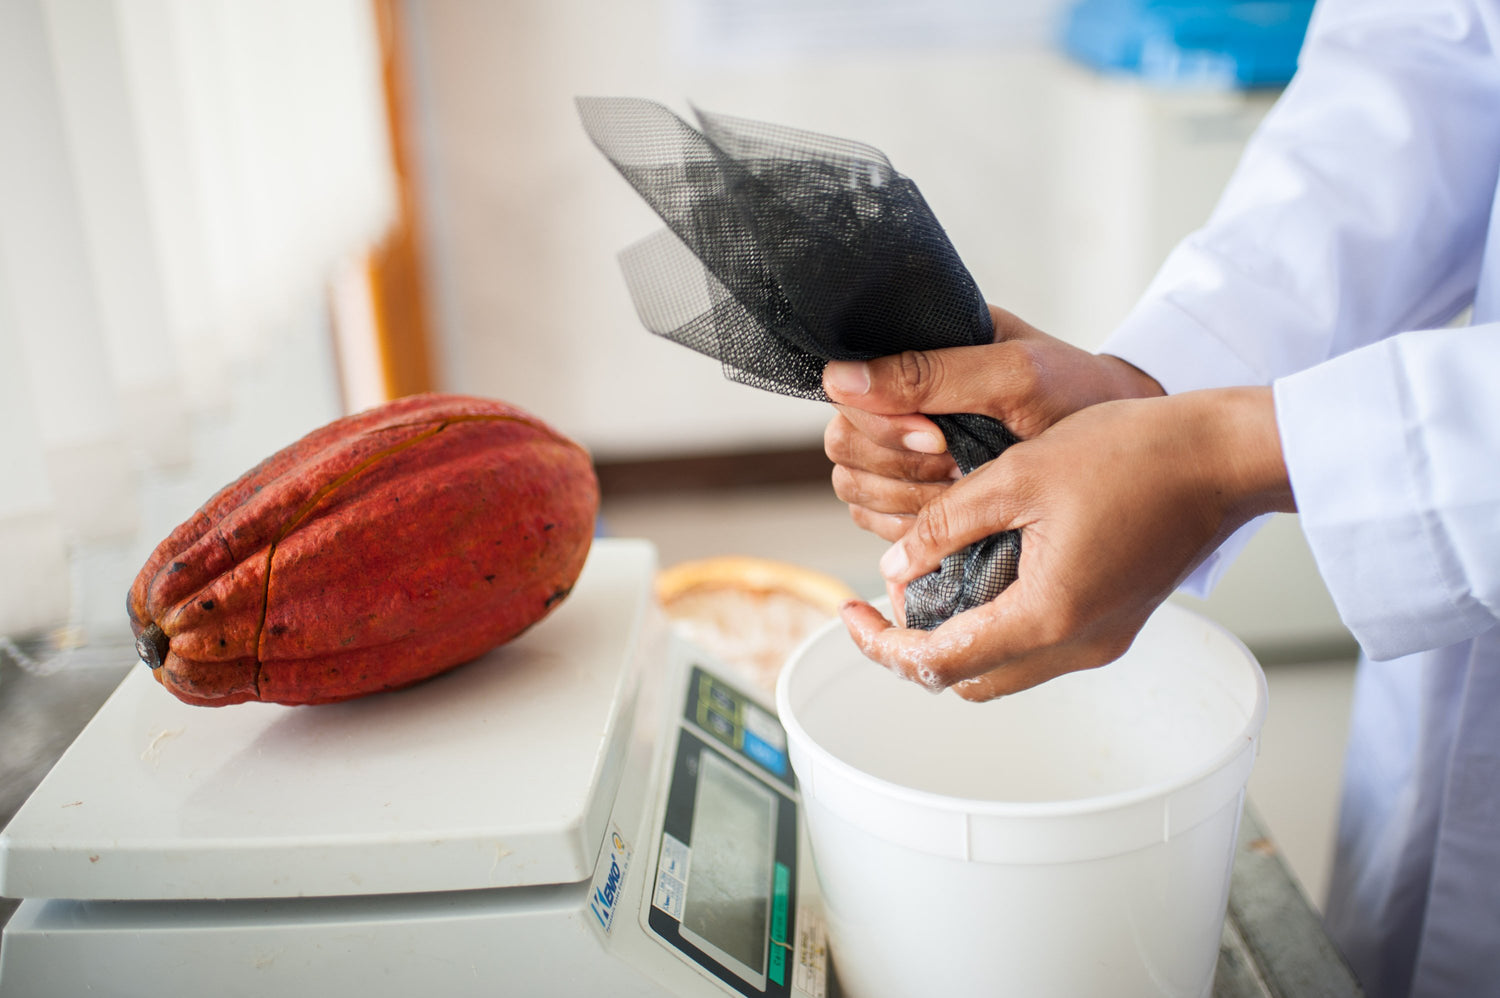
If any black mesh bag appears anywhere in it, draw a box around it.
[578,97,1020,630]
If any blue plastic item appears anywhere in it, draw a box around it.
[1061,0,1315,89]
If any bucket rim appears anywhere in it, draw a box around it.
[775,601,1269,821]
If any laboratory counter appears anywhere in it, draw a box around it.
[1,640,1362,997]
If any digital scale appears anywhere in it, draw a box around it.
[0,539,833,998]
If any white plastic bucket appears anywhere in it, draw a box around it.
[775,601,1267,998]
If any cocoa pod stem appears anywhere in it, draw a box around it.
[137,623,169,670]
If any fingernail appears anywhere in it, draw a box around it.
[901,430,944,454]
[879,542,908,580]
[824,360,870,397]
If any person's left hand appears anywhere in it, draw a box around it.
[822,305,1163,545]
[840,387,1294,700]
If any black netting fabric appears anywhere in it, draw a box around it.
[578,97,1020,629]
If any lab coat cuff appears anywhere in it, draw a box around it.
[1274,341,1493,660]
[1098,297,1268,395]
[1176,516,1268,599]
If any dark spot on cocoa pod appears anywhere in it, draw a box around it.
[200,599,215,611]
[270,624,288,636]
[168,561,187,574]
[545,586,572,609]
[218,637,227,647]
[544,523,555,531]
[484,574,496,582]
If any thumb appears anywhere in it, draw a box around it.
[824,346,1009,419]
[878,461,1026,592]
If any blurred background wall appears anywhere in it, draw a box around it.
[400,0,1270,459]
[0,0,1353,664]
[394,0,1350,661]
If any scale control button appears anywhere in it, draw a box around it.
[743,704,786,752]
[706,680,738,717]
[699,706,737,745]
[742,730,787,777]
[743,704,789,776]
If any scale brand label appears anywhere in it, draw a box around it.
[589,824,633,935]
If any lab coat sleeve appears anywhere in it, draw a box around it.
[1275,325,1500,660]
[1097,0,1500,621]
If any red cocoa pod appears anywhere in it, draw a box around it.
[127,393,599,706]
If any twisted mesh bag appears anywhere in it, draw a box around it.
[578,97,1019,630]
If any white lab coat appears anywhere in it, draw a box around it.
[1099,2,1500,996]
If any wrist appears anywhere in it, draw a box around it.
[1097,353,1166,401]
[1186,386,1295,521]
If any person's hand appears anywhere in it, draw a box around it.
[839,387,1295,700]
[821,305,1163,543]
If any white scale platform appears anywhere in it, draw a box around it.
[0,539,829,998]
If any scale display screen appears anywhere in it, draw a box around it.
[648,667,798,997]
[680,750,777,982]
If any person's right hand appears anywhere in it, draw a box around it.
[840,387,1294,700]
[821,304,1164,543]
